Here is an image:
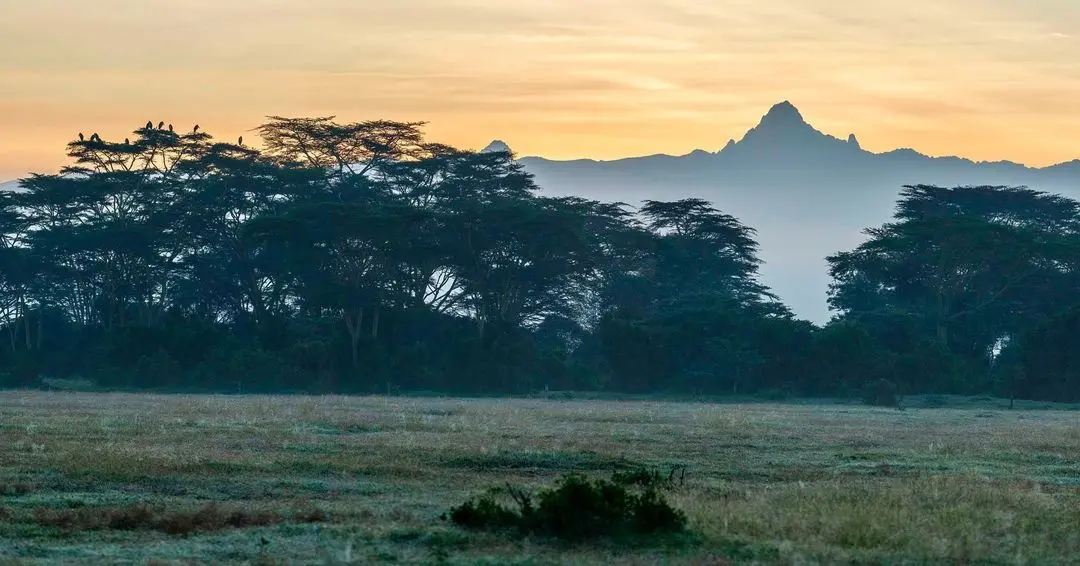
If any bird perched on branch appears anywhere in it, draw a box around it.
[124,138,130,145]
[168,124,174,132]
[237,136,243,146]
[78,133,85,141]
[146,121,153,130]
[90,133,100,142]
[193,124,200,134]
[158,121,165,130]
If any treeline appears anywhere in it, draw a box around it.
[1,118,1079,402]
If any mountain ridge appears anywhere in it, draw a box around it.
[5,103,1079,322]
[491,101,1072,172]
[501,101,1080,323]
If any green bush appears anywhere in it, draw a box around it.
[446,470,687,541]
[757,387,791,401]
[862,378,899,407]
[132,349,183,388]
[447,492,521,532]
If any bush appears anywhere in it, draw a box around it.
[446,470,687,541]
[132,349,183,388]
[38,376,97,392]
[862,378,899,407]
[921,395,948,408]
[756,387,791,401]
[447,492,522,532]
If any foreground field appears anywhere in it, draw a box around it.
[0,393,1078,565]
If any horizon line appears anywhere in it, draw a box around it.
[5,101,1080,182]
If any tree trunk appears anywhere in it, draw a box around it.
[371,305,380,340]
[23,304,32,351]
[343,307,364,368]
[936,322,948,348]
[246,273,267,329]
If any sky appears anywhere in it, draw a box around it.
[2,0,1080,181]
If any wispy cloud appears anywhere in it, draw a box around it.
[2,0,1080,178]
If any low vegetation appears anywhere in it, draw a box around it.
[861,378,900,408]
[447,470,687,540]
[24,502,321,536]
[1,391,1078,564]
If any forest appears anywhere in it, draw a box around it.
[2,118,1079,402]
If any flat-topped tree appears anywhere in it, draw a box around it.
[828,184,1080,392]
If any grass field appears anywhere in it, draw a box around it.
[0,392,1078,565]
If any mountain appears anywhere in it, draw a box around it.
[481,140,512,154]
[507,101,1080,324]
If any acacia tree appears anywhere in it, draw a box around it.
[828,185,1080,392]
[0,192,37,351]
[639,198,780,310]
[592,198,789,392]
[3,115,817,397]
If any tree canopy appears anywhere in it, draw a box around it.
[3,125,1080,403]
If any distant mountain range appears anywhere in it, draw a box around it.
[5,103,1080,322]
[506,101,1080,323]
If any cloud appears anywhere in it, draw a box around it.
[2,0,1080,175]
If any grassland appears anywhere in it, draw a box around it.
[0,392,1078,565]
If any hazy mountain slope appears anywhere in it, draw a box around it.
[514,102,1080,323]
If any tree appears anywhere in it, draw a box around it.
[828,185,1080,394]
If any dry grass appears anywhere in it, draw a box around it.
[0,392,1078,564]
[27,501,308,535]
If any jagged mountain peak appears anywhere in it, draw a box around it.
[738,101,826,143]
[759,100,807,128]
[722,100,856,157]
[481,140,512,154]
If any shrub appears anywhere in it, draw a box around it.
[447,492,522,532]
[38,376,97,392]
[446,470,687,541]
[921,395,948,408]
[131,349,183,388]
[757,388,791,401]
[862,378,899,407]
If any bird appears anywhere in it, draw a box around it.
[168,124,173,132]
[237,136,243,146]
[124,138,130,145]
[91,133,100,142]
[78,133,84,141]
[157,121,164,129]
[146,121,153,130]
[193,124,200,134]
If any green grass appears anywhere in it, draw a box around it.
[0,392,1078,564]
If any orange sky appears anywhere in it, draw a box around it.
[3,0,1080,180]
